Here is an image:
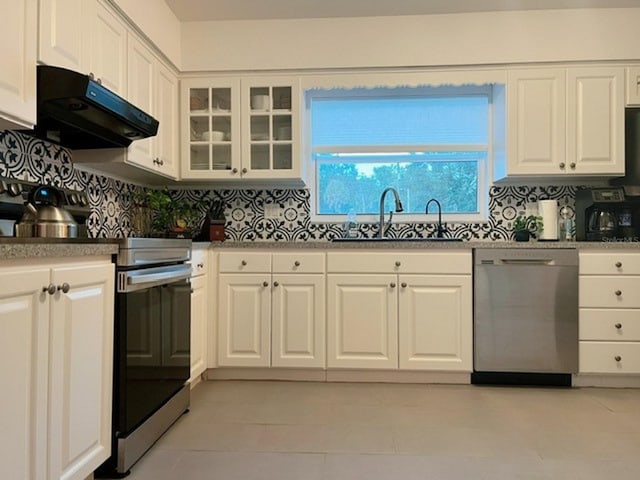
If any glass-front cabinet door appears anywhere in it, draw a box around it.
[181,78,241,179]
[241,77,300,180]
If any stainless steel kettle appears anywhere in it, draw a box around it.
[15,186,79,238]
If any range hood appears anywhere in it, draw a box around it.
[611,108,640,195]
[33,65,158,150]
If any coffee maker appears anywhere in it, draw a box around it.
[575,187,640,241]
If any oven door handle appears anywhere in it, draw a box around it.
[118,264,192,293]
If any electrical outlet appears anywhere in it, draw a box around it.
[264,204,283,219]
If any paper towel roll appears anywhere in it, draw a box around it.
[538,200,558,240]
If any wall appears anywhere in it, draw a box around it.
[0,131,579,242]
[181,8,640,72]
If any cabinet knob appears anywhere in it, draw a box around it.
[615,262,622,268]
[262,281,269,287]
[569,162,576,169]
[97,78,103,85]
[294,261,300,267]
[559,162,566,169]
[42,284,56,295]
[232,168,238,174]
[57,283,70,294]
[401,282,407,288]
[159,159,164,166]
[197,263,204,268]
[241,260,247,266]
[242,168,248,174]
[395,261,401,267]
[615,290,622,296]
[273,281,279,287]
[615,323,623,329]
[390,282,396,288]
[615,355,622,362]
[88,72,95,80]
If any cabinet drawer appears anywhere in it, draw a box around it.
[580,341,640,374]
[327,251,471,274]
[218,252,271,273]
[579,276,640,308]
[579,251,640,275]
[272,252,325,273]
[580,309,640,341]
[190,246,209,277]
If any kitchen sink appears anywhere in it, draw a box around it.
[331,237,464,242]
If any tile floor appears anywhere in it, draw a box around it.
[126,380,640,479]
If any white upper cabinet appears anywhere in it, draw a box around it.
[38,0,91,72]
[627,66,640,106]
[0,0,36,129]
[181,75,302,184]
[90,0,127,97]
[567,67,625,175]
[501,66,625,179]
[507,69,566,175]
[153,61,180,178]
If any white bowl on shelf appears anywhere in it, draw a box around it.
[202,130,225,142]
[251,94,270,111]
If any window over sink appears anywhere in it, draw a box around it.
[305,85,495,223]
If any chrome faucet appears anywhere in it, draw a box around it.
[378,187,404,238]
[425,198,447,238]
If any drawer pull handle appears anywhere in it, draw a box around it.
[241,260,247,266]
[615,262,622,268]
[401,282,407,288]
[273,281,279,287]
[262,281,269,287]
[42,284,56,295]
[615,323,622,329]
[395,261,401,267]
[390,282,396,288]
[615,290,622,296]
[615,355,622,362]
[294,261,300,267]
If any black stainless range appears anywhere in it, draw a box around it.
[97,238,192,478]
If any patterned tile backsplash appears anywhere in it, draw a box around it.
[1,130,583,241]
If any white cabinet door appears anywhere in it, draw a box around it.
[190,274,208,382]
[90,0,126,97]
[0,0,36,129]
[398,275,472,371]
[0,268,49,480]
[154,62,179,178]
[507,69,566,175]
[327,274,398,369]
[567,67,625,175]
[38,0,91,72]
[218,274,271,367]
[48,263,114,480]
[272,274,325,368]
[126,34,155,170]
[627,66,640,106]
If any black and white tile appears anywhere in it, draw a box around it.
[1,129,581,242]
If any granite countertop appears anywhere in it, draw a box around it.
[0,238,120,260]
[210,240,640,250]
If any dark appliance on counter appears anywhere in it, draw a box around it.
[575,187,640,241]
[0,176,90,237]
[96,238,192,478]
[473,248,578,386]
[29,65,158,149]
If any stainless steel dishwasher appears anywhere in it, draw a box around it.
[473,248,578,384]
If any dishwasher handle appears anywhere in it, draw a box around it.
[499,258,556,266]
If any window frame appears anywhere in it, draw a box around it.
[304,85,494,224]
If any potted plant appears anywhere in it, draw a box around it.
[512,214,543,242]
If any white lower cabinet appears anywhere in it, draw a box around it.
[327,274,398,369]
[579,250,640,374]
[326,251,472,372]
[217,251,325,368]
[0,258,114,480]
[189,246,209,383]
